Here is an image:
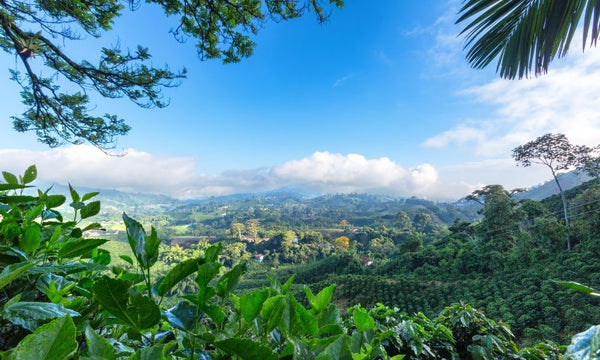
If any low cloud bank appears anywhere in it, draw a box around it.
[0,146,504,200]
[0,146,552,200]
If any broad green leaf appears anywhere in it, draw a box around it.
[281,274,296,295]
[156,257,201,297]
[48,225,62,246]
[0,183,29,191]
[92,248,111,265]
[305,284,335,313]
[555,281,600,297]
[8,316,77,360]
[82,191,100,201]
[164,301,201,331]
[84,326,115,360]
[240,288,270,322]
[46,195,66,208]
[2,171,18,185]
[22,165,37,184]
[295,300,318,336]
[123,213,160,269]
[93,276,160,331]
[214,338,278,360]
[80,201,101,219]
[260,295,288,333]
[24,205,43,222]
[352,307,375,332]
[21,222,41,254]
[58,239,109,259]
[68,184,80,202]
[119,255,134,265]
[4,302,80,331]
[0,262,34,291]
[0,195,38,204]
[315,335,351,360]
[128,344,169,360]
[288,336,314,360]
[204,243,222,262]
[217,262,247,297]
[203,303,226,325]
[195,262,221,289]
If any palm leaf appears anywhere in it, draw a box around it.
[457,0,600,79]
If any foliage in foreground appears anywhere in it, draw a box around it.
[0,165,597,359]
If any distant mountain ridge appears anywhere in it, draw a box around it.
[31,171,589,222]
[516,171,590,201]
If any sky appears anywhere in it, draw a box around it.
[1,0,600,200]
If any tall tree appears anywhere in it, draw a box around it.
[576,144,600,183]
[245,219,260,242]
[512,133,579,249]
[230,222,244,240]
[0,0,343,149]
[457,1,600,79]
[467,185,524,253]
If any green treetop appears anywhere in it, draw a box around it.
[0,0,343,149]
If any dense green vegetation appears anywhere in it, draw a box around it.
[3,165,600,359]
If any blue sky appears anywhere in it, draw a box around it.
[2,0,600,199]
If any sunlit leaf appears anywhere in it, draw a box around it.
[8,316,77,360]
[156,257,201,297]
[58,239,109,259]
[22,165,37,184]
[80,201,101,219]
[214,338,277,360]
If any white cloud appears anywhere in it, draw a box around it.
[272,152,438,195]
[0,146,458,198]
[423,45,600,156]
[332,74,354,88]
[0,146,560,200]
[422,125,485,148]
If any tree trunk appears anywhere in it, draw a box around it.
[552,172,570,250]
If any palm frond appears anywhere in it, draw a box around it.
[457,0,600,79]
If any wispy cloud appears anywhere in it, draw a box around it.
[375,50,393,66]
[332,74,354,88]
[404,0,472,79]
[423,46,600,156]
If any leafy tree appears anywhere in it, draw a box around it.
[0,0,343,149]
[468,185,524,253]
[230,222,244,240]
[245,218,260,242]
[513,133,581,249]
[368,236,397,260]
[577,144,600,183]
[457,0,600,79]
[334,235,350,252]
[413,212,436,233]
[396,210,412,230]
